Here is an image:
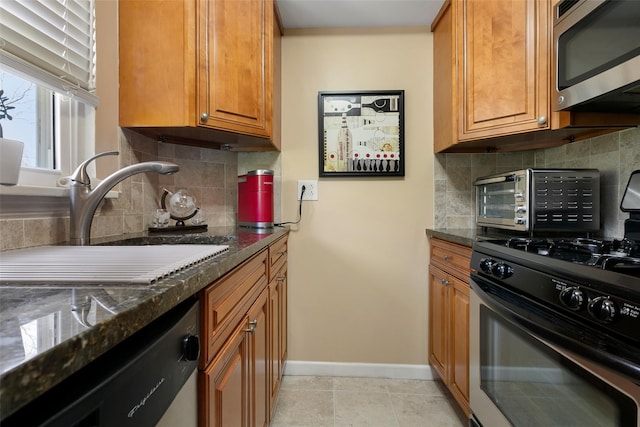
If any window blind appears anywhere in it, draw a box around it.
[0,0,98,106]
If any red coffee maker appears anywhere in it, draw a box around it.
[238,169,274,228]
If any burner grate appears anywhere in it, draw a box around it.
[502,237,640,276]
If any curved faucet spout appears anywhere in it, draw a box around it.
[69,152,179,245]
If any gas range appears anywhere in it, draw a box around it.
[468,169,640,425]
[472,236,640,334]
[471,236,640,381]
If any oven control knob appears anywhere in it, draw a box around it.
[182,334,201,361]
[559,287,584,311]
[588,297,617,323]
[479,258,494,274]
[492,263,513,279]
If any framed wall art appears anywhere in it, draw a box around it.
[318,90,404,177]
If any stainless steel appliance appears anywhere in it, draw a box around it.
[468,170,640,426]
[2,298,200,427]
[553,0,640,113]
[474,169,600,232]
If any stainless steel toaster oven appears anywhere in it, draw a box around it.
[474,169,600,232]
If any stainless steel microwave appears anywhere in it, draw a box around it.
[553,0,640,113]
[474,169,600,232]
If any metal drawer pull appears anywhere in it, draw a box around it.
[277,275,286,282]
[443,255,450,261]
[440,278,450,286]
[278,250,286,256]
[244,319,258,334]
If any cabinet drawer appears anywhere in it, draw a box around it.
[268,235,288,281]
[430,238,472,281]
[200,249,268,366]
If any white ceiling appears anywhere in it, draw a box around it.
[277,0,445,29]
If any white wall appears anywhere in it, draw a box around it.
[281,27,435,366]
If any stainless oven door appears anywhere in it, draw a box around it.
[469,274,640,427]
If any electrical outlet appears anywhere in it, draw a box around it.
[297,180,318,201]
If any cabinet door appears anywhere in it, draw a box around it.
[248,288,270,427]
[457,0,550,140]
[268,275,280,411]
[198,0,273,138]
[268,262,287,414]
[428,264,449,382]
[201,319,250,427]
[279,265,288,377]
[450,275,471,415]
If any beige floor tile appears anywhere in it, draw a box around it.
[334,391,399,427]
[390,394,466,427]
[332,376,390,392]
[281,375,335,391]
[385,379,445,395]
[271,376,467,427]
[270,389,334,427]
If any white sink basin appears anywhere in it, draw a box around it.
[0,245,228,285]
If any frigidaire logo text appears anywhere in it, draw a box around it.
[128,377,166,418]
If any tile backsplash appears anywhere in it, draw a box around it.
[3,125,636,250]
[0,129,240,250]
[435,126,640,238]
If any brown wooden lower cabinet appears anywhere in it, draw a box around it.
[428,237,472,417]
[199,234,288,427]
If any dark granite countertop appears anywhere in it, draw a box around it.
[0,226,288,420]
[425,228,614,247]
[424,228,509,247]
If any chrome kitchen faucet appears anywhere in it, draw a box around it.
[69,151,179,245]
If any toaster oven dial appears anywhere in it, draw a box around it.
[516,218,526,225]
[516,206,526,214]
[588,296,617,323]
[559,287,584,311]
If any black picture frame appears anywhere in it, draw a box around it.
[318,90,405,177]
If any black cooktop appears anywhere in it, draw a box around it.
[498,237,640,277]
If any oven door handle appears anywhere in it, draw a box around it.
[471,273,640,383]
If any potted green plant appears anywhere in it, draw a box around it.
[0,88,24,186]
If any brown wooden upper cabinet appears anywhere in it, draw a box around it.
[119,0,282,151]
[432,0,639,153]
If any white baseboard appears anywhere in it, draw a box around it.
[283,361,436,380]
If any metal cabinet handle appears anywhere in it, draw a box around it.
[443,255,450,261]
[440,278,450,286]
[244,319,258,334]
[278,250,286,256]
[537,115,547,125]
[201,112,209,122]
[277,275,286,282]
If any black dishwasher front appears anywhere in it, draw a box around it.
[3,297,200,427]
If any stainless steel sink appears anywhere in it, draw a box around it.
[98,235,236,246]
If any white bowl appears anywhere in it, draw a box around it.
[0,138,24,186]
